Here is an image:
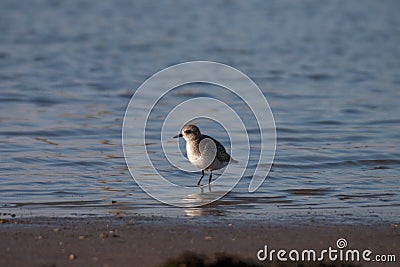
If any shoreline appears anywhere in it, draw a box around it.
[0,215,398,267]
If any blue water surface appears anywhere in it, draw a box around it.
[0,0,399,223]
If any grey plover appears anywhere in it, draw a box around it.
[174,124,237,185]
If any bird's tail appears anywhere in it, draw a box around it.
[230,158,239,163]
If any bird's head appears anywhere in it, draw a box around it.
[174,124,201,141]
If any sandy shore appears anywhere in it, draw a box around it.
[0,216,398,267]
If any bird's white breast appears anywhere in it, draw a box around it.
[186,138,226,171]
[186,141,200,162]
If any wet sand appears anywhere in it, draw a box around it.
[0,216,398,267]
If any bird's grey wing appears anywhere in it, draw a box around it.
[203,135,231,163]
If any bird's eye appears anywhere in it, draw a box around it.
[185,130,192,134]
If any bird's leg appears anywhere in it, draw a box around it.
[208,171,213,184]
[197,170,205,186]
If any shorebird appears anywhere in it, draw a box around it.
[174,124,237,185]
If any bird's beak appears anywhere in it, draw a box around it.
[173,133,183,138]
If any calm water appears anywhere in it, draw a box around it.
[0,0,399,223]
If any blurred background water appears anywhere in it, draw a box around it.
[0,0,399,223]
